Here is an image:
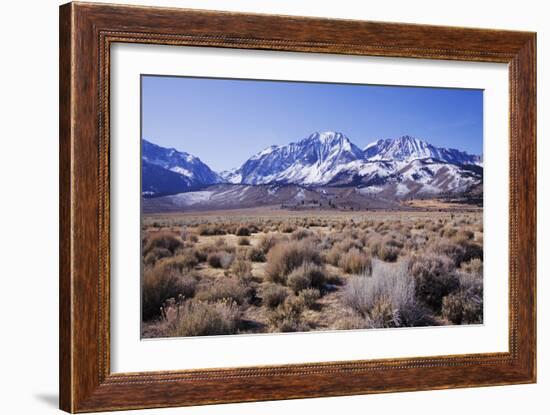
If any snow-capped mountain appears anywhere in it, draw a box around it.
[225,131,366,185]
[142,132,482,200]
[142,139,223,185]
[142,139,222,197]
[363,135,482,166]
[224,132,482,194]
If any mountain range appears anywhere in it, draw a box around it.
[142,132,483,202]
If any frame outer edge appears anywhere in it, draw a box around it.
[59,2,75,413]
[60,2,537,412]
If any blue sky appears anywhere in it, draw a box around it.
[142,75,483,172]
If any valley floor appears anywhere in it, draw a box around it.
[141,209,483,338]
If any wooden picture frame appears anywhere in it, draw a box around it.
[59,2,536,412]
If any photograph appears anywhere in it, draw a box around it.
[140,75,484,339]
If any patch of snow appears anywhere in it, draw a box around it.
[357,186,384,195]
[170,166,193,178]
[294,188,306,200]
[395,183,410,196]
[170,191,213,206]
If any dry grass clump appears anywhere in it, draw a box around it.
[408,254,459,311]
[235,225,251,236]
[143,247,172,265]
[369,235,403,262]
[231,259,253,279]
[279,224,295,233]
[323,237,364,265]
[342,261,430,328]
[142,268,197,321]
[151,253,197,276]
[442,271,483,324]
[461,258,483,277]
[267,296,308,332]
[258,233,285,254]
[339,248,372,274]
[163,299,241,337]
[247,246,266,262]
[286,262,328,293]
[430,237,482,266]
[237,236,250,246]
[195,278,248,305]
[429,238,466,266]
[292,228,314,240]
[197,223,226,236]
[207,251,234,269]
[265,239,322,284]
[143,232,182,256]
[296,288,321,309]
[261,283,289,308]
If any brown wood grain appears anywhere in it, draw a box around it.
[59,2,537,412]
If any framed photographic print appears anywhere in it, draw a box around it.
[59,2,536,412]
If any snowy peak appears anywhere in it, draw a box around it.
[142,139,222,185]
[141,139,223,197]
[233,131,366,185]
[363,135,481,166]
[142,132,483,199]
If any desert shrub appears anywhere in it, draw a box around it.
[461,258,483,277]
[181,229,199,243]
[378,245,400,262]
[265,240,322,283]
[292,228,313,240]
[296,288,321,309]
[236,226,251,236]
[429,238,467,266]
[258,233,284,254]
[408,254,460,311]
[231,259,253,279]
[195,279,248,305]
[220,252,235,268]
[143,247,171,265]
[430,237,482,266]
[339,249,372,274]
[142,268,197,321]
[143,233,182,256]
[152,253,197,276]
[186,233,199,243]
[213,238,236,253]
[280,224,295,233]
[342,261,430,328]
[164,299,241,337]
[261,283,289,308]
[207,251,234,269]
[193,248,208,262]
[459,241,483,263]
[197,224,226,236]
[268,296,307,332]
[442,272,483,325]
[237,236,250,246]
[324,238,362,265]
[455,229,475,241]
[247,246,266,262]
[207,252,223,268]
[369,235,402,262]
[175,249,200,270]
[439,226,458,238]
[286,262,328,293]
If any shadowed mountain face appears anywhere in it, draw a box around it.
[142,139,222,197]
[142,132,483,202]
